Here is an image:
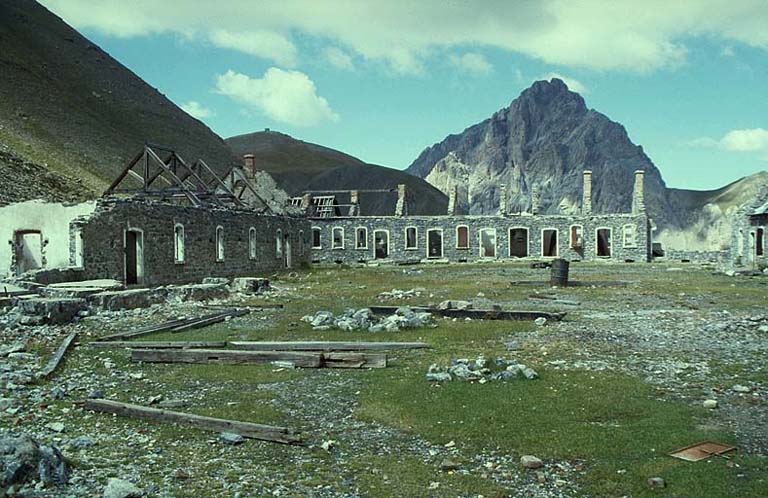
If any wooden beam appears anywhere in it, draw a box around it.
[322,352,387,369]
[39,333,77,378]
[82,399,302,445]
[131,349,323,368]
[98,309,249,342]
[229,341,429,352]
[88,341,227,349]
[368,306,566,321]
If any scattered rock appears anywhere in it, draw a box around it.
[647,477,666,488]
[219,432,245,445]
[534,317,547,326]
[703,399,718,409]
[439,459,461,472]
[521,455,543,469]
[103,477,143,498]
[0,435,68,488]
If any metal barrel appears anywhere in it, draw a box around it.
[550,258,570,287]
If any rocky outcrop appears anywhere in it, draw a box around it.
[407,78,679,228]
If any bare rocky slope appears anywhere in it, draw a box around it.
[227,131,448,216]
[0,0,239,200]
[406,78,767,250]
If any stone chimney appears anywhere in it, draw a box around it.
[243,154,257,177]
[531,184,541,215]
[447,185,458,215]
[582,170,592,215]
[300,193,314,216]
[349,190,360,216]
[395,184,408,216]
[498,184,507,216]
[632,170,645,215]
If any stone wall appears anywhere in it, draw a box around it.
[310,213,650,264]
[76,199,310,286]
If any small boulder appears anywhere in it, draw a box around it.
[647,477,666,488]
[521,455,543,469]
[703,399,718,409]
[219,432,245,445]
[103,478,143,498]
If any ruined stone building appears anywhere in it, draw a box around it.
[307,170,652,265]
[729,186,768,270]
[2,148,657,288]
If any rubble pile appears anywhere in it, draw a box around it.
[377,288,426,300]
[301,307,435,332]
[426,356,539,383]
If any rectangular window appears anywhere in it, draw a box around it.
[215,226,224,261]
[427,229,443,258]
[622,224,637,248]
[597,228,612,257]
[479,228,496,258]
[405,227,417,249]
[312,228,321,249]
[72,228,84,267]
[276,229,283,257]
[456,226,469,249]
[332,227,344,249]
[509,228,528,257]
[299,230,305,256]
[542,229,558,257]
[758,228,764,256]
[355,227,368,249]
[174,224,185,263]
[248,227,257,260]
[570,225,583,249]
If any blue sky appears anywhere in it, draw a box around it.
[42,0,768,190]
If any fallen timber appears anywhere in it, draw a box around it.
[81,399,302,445]
[131,349,387,368]
[98,309,250,341]
[88,341,227,349]
[368,306,566,322]
[228,341,430,351]
[39,332,77,378]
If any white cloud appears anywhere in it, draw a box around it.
[180,101,214,119]
[323,47,354,71]
[41,0,768,74]
[688,128,768,159]
[208,29,297,66]
[540,72,587,94]
[214,68,339,127]
[448,52,492,75]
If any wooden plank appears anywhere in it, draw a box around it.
[99,309,249,341]
[322,352,387,369]
[39,333,77,378]
[82,399,302,445]
[203,304,284,310]
[131,349,323,368]
[88,341,227,349]
[229,341,429,352]
[368,306,566,322]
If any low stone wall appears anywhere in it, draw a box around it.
[310,213,650,264]
[661,250,725,263]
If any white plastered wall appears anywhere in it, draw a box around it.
[0,200,97,278]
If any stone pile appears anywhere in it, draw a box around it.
[426,356,539,383]
[301,307,435,332]
[0,434,69,492]
[377,288,426,300]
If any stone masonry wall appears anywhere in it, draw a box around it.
[77,199,311,286]
[310,213,650,264]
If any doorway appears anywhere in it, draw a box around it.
[427,229,443,258]
[373,230,389,259]
[14,230,43,276]
[284,233,292,268]
[479,228,496,258]
[509,228,528,258]
[124,229,144,285]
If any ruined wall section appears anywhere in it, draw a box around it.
[310,214,649,264]
[77,199,310,285]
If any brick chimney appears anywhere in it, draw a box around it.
[531,184,541,215]
[632,170,645,215]
[498,184,507,216]
[243,154,257,177]
[582,170,592,215]
[395,184,408,216]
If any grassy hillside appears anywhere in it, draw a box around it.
[227,130,448,215]
[0,0,238,200]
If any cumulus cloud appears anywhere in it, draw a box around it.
[214,68,339,127]
[688,128,768,159]
[41,0,768,74]
[448,52,493,75]
[540,72,587,94]
[208,29,298,66]
[323,47,355,71]
[180,101,214,119]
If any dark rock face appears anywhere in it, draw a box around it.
[0,434,69,489]
[407,79,679,228]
